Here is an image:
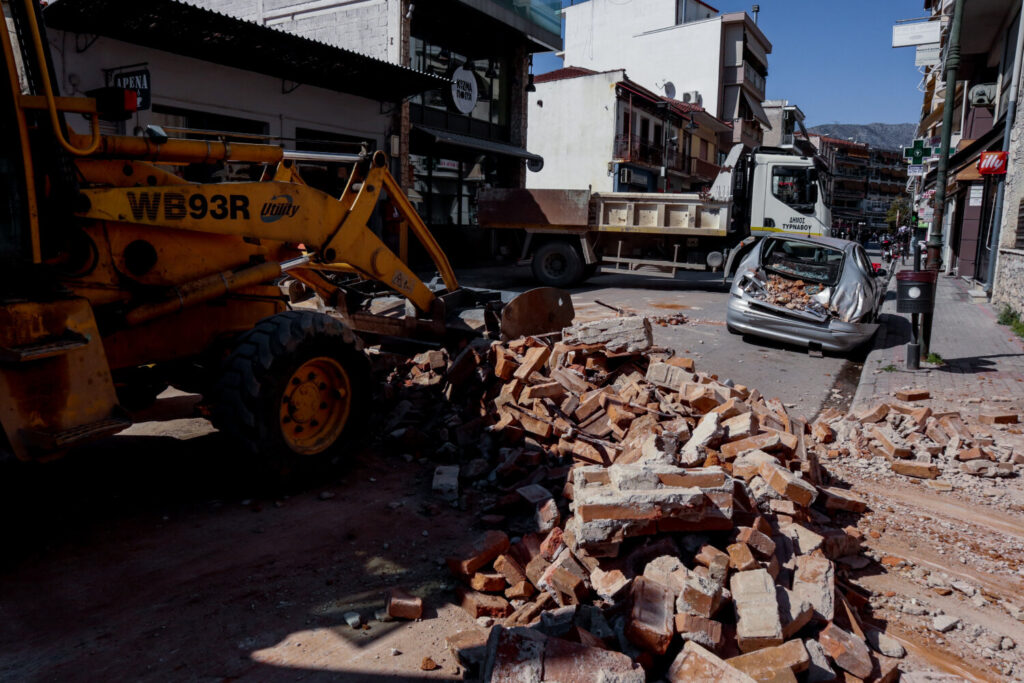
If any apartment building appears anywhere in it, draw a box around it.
[561,0,772,149]
[525,67,730,193]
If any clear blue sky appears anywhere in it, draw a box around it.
[534,0,926,127]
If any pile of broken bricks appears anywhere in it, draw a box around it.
[370,315,931,681]
[817,390,1022,483]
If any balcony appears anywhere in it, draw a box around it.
[614,136,665,167]
[691,157,721,181]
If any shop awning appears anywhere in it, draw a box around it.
[736,90,771,128]
[44,0,448,102]
[413,125,543,163]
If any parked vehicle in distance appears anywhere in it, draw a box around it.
[726,235,887,352]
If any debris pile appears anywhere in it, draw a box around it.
[816,391,1022,484]
[376,315,911,681]
[743,273,835,318]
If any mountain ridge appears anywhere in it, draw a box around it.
[807,123,916,151]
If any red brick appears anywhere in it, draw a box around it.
[470,572,507,592]
[819,623,872,679]
[525,555,551,587]
[457,586,512,618]
[675,613,724,649]
[387,588,423,620]
[666,356,696,371]
[720,433,783,459]
[727,639,810,679]
[447,531,510,577]
[505,581,535,600]
[821,487,867,513]
[759,461,817,506]
[668,642,758,682]
[737,526,776,559]
[895,389,929,401]
[679,573,724,618]
[493,554,527,586]
[811,421,834,444]
[696,544,731,569]
[727,542,759,571]
[513,345,551,381]
[980,411,1019,424]
[857,403,889,424]
[493,347,520,380]
[626,576,675,655]
[956,446,991,462]
[521,380,565,402]
[890,460,940,479]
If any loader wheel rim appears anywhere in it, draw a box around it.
[279,357,351,455]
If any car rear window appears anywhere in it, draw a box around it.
[761,239,844,285]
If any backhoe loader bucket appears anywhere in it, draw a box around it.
[498,287,575,340]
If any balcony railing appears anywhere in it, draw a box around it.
[691,157,721,180]
[614,136,671,168]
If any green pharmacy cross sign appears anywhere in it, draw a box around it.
[904,139,933,164]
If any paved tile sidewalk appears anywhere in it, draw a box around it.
[851,267,1024,413]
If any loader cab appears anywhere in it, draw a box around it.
[748,152,830,238]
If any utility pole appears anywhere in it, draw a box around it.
[925,0,964,271]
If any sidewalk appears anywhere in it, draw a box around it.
[851,266,1024,413]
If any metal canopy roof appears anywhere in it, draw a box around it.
[43,0,449,102]
[413,125,542,162]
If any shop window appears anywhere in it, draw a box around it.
[408,37,509,128]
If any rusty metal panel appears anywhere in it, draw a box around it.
[477,188,591,229]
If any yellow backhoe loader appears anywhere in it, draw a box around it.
[0,0,571,470]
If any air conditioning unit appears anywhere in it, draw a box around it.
[681,90,703,105]
[619,167,633,185]
[969,83,997,108]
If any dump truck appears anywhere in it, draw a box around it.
[477,144,832,287]
[0,0,569,471]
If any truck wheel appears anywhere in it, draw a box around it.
[211,310,368,474]
[532,241,584,288]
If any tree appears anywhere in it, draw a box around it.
[886,197,911,231]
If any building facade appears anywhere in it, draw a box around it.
[561,0,772,149]
[526,68,728,193]
[762,100,804,148]
[911,0,1022,286]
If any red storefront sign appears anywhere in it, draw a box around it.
[978,151,1008,174]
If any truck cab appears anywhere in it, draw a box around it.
[749,151,831,238]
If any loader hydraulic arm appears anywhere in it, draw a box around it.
[74,149,459,313]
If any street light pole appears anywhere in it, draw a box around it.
[925,0,964,271]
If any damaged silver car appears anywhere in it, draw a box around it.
[726,236,885,352]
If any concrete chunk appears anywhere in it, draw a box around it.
[563,316,653,353]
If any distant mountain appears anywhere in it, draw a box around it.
[807,123,917,151]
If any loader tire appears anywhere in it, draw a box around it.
[211,310,368,474]
[532,241,584,288]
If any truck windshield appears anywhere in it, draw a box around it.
[772,166,817,214]
[761,238,844,285]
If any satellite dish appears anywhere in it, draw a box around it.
[663,81,676,99]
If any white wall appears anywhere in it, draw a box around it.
[525,71,621,192]
[193,0,401,63]
[563,8,724,118]
[49,31,389,147]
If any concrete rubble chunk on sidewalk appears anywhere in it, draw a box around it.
[374,315,931,680]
